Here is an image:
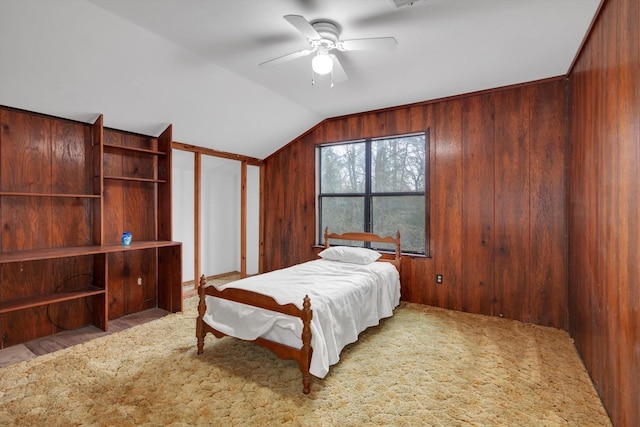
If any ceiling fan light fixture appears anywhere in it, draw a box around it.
[312,52,333,75]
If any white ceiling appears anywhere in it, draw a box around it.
[0,0,600,159]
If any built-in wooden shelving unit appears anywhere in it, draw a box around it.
[0,106,182,348]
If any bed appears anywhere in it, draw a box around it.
[196,228,402,394]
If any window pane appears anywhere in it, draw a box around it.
[320,196,364,239]
[320,143,365,193]
[372,135,426,192]
[372,195,425,253]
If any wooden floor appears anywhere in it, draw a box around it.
[0,307,169,369]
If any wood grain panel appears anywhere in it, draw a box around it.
[1,196,51,251]
[103,181,125,245]
[157,126,172,241]
[529,80,567,328]
[343,114,363,141]
[599,3,620,410]
[362,111,387,139]
[119,132,156,180]
[158,244,182,312]
[568,0,640,424]
[93,253,107,330]
[0,108,50,193]
[109,249,159,317]
[493,87,530,322]
[0,259,54,344]
[383,108,410,136]
[48,255,95,330]
[406,255,429,304]
[433,99,463,310]
[1,259,52,299]
[107,252,125,320]
[49,115,93,249]
[141,248,157,311]
[50,119,92,194]
[103,129,124,177]
[614,1,640,425]
[568,36,594,371]
[121,151,155,180]
[569,1,610,412]
[124,181,156,241]
[461,94,495,316]
[92,115,104,246]
[2,307,52,347]
[123,248,156,314]
[123,250,150,314]
[0,109,53,251]
[50,198,92,247]
[119,129,155,150]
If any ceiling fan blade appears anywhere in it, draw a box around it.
[259,48,314,68]
[284,14,320,40]
[330,54,348,83]
[339,37,398,51]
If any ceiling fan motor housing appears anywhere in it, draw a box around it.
[310,20,341,48]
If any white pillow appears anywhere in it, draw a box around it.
[318,246,381,265]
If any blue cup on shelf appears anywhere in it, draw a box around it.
[122,232,132,246]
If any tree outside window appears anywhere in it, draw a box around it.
[318,132,428,254]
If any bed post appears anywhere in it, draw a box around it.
[196,275,207,355]
[300,294,313,394]
[395,231,402,267]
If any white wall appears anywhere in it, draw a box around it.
[172,150,195,282]
[172,151,260,282]
[246,165,260,276]
[200,156,240,277]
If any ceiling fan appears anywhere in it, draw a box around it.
[259,14,398,86]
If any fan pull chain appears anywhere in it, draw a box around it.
[310,69,335,87]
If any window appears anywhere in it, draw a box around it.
[317,132,428,254]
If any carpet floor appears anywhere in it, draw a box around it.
[0,292,611,426]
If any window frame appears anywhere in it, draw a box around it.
[316,131,430,256]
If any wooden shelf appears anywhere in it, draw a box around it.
[0,106,182,348]
[0,241,181,264]
[0,191,100,198]
[0,287,106,314]
[101,241,181,251]
[104,176,166,183]
[103,143,166,156]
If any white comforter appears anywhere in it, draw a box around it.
[202,259,401,378]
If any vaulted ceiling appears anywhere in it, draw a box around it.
[0,0,600,159]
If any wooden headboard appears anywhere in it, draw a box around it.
[323,227,402,271]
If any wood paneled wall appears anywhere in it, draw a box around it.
[263,78,567,329]
[568,0,640,425]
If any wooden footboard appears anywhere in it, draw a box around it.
[196,275,314,394]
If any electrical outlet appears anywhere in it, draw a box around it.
[436,274,443,284]
[137,277,143,286]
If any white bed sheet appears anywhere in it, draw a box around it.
[202,258,400,378]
